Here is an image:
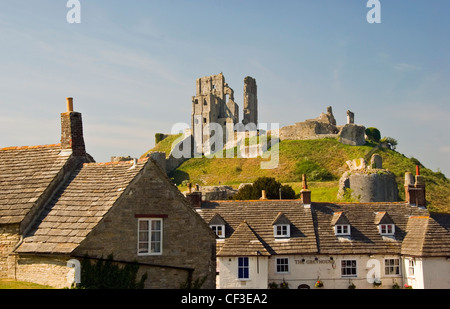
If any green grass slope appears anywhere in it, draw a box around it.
[145,138,450,213]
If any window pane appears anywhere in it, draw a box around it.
[139,220,149,231]
[138,219,162,255]
[238,257,249,279]
[152,220,161,231]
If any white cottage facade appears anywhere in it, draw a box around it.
[197,186,450,289]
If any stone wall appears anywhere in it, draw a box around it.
[278,107,366,146]
[338,155,398,202]
[0,225,20,279]
[14,255,74,288]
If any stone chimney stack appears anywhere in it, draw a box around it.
[301,174,312,208]
[405,166,426,208]
[61,97,86,157]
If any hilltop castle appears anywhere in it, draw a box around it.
[191,73,258,154]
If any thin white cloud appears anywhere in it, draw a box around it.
[394,63,421,72]
[439,146,450,154]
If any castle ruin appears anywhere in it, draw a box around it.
[278,106,366,146]
[191,73,258,154]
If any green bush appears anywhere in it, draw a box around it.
[79,255,147,289]
[233,177,296,200]
[365,127,381,143]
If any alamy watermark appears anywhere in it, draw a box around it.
[169,122,279,170]
[66,0,81,24]
[67,2,380,25]
[367,0,381,24]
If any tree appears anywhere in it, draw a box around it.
[234,177,296,200]
[380,137,398,150]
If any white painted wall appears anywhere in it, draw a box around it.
[218,256,268,289]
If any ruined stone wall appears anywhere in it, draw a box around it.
[338,155,398,202]
[191,74,257,155]
[279,107,366,146]
[243,76,258,126]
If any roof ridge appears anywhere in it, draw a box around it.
[82,157,149,167]
[0,143,61,151]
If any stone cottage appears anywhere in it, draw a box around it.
[0,98,216,289]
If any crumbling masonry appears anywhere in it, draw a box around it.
[191,73,258,154]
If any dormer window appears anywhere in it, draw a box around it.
[331,212,351,236]
[274,224,290,238]
[335,224,351,236]
[209,214,227,239]
[374,212,396,236]
[272,212,291,238]
[379,224,395,235]
[211,225,225,238]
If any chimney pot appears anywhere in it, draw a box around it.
[61,97,86,157]
[300,174,311,207]
[66,97,74,112]
[261,190,267,200]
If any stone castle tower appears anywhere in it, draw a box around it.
[191,73,258,154]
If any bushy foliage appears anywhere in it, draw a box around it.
[234,177,296,200]
[79,255,147,289]
[365,127,381,143]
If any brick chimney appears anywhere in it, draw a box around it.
[61,98,86,157]
[186,191,202,209]
[405,166,426,207]
[301,174,311,208]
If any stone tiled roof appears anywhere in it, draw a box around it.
[198,200,449,257]
[0,144,71,225]
[199,200,318,256]
[217,221,270,257]
[312,203,428,255]
[15,159,148,255]
[402,214,450,257]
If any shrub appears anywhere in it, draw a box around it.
[233,177,296,200]
[79,254,147,289]
[365,127,381,143]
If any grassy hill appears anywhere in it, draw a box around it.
[144,137,450,213]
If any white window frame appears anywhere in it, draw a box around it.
[407,258,415,277]
[238,257,250,280]
[276,258,290,274]
[211,224,225,238]
[335,224,351,236]
[274,224,290,238]
[384,258,400,275]
[379,224,395,236]
[341,259,357,277]
[137,218,163,256]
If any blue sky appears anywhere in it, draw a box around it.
[1,1,449,176]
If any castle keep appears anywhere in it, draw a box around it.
[191,73,258,155]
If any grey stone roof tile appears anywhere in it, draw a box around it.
[15,158,149,254]
[0,144,71,225]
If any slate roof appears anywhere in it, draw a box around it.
[402,214,450,257]
[199,200,318,256]
[198,200,449,257]
[217,221,271,257]
[0,144,71,225]
[15,158,148,255]
[312,202,428,255]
